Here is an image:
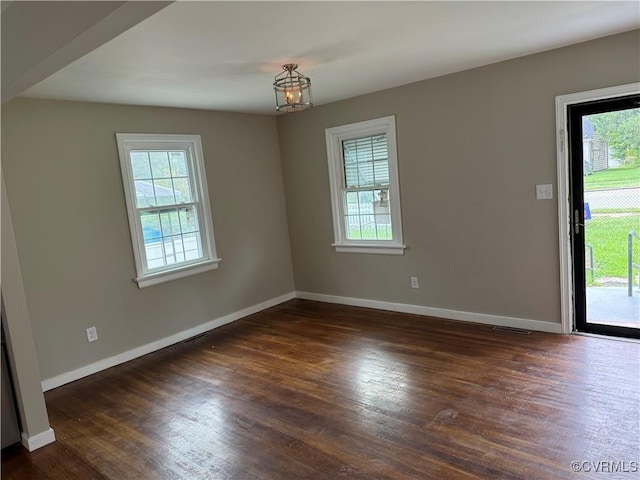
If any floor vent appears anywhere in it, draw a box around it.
[492,326,532,335]
[182,332,208,343]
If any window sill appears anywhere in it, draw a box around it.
[135,258,222,288]
[332,243,406,255]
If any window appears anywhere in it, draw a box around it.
[116,133,220,287]
[325,116,405,254]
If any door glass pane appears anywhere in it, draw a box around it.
[583,108,640,328]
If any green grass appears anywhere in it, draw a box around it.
[348,225,392,240]
[585,214,640,285]
[584,166,640,191]
[592,207,640,214]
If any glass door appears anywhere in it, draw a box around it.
[569,94,640,338]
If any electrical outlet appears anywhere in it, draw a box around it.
[410,276,419,289]
[86,326,98,343]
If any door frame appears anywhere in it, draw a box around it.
[555,82,640,334]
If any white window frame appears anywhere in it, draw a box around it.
[116,133,221,288]
[325,115,405,255]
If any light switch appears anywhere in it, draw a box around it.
[536,184,553,200]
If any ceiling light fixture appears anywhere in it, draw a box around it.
[273,64,313,113]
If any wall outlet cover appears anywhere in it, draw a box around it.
[86,327,98,342]
[536,184,553,200]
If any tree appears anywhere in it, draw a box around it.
[588,109,640,165]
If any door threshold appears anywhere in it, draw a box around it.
[573,331,640,344]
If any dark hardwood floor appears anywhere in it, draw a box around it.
[3,299,639,479]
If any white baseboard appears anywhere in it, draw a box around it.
[42,292,296,391]
[295,291,563,334]
[42,290,561,391]
[21,427,55,451]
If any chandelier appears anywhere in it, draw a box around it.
[273,64,313,112]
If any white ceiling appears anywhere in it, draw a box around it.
[21,1,640,115]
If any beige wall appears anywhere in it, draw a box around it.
[2,98,294,380]
[2,30,638,386]
[277,30,640,325]
[1,174,51,440]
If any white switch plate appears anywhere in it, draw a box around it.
[536,184,553,200]
[410,276,419,289]
[86,326,98,342]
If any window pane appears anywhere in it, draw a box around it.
[141,210,162,243]
[343,189,394,241]
[373,160,389,186]
[153,179,176,206]
[159,209,181,236]
[131,152,152,180]
[183,232,202,260]
[141,207,204,270]
[376,223,392,240]
[164,235,186,264]
[169,151,188,177]
[371,135,388,160]
[141,210,164,267]
[135,181,157,207]
[342,134,389,188]
[354,138,373,162]
[360,222,377,240]
[163,237,176,265]
[357,162,374,187]
[173,178,192,203]
[374,188,389,208]
[358,190,374,215]
[149,151,171,178]
[345,215,362,240]
[374,192,391,228]
[179,206,198,233]
[345,191,359,215]
[344,164,359,188]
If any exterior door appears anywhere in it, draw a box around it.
[568,94,640,338]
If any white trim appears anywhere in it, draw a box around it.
[21,428,56,452]
[41,292,295,391]
[295,291,563,334]
[325,115,405,254]
[333,243,406,255]
[135,258,221,288]
[554,83,640,334]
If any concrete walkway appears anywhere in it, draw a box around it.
[586,286,640,324]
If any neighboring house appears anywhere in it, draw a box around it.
[134,180,183,207]
[582,117,609,174]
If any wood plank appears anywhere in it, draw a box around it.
[3,300,639,479]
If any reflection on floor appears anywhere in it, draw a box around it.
[587,286,640,327]
[3,299,640,479]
